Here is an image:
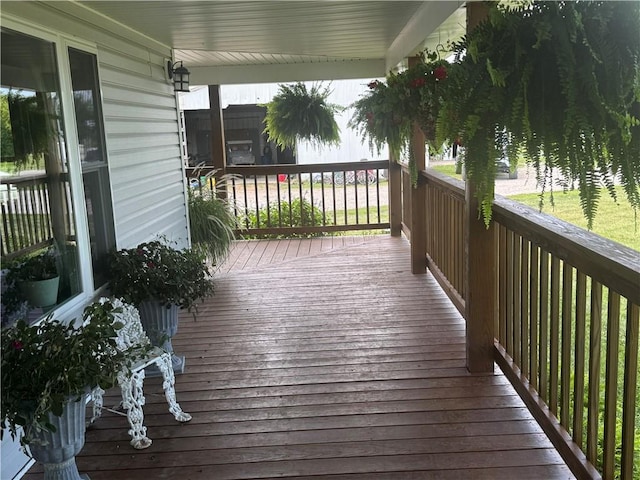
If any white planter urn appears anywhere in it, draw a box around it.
[138,300,185,374]
[28,394,89,480]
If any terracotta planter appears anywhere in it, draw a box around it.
[28,393,89,480]
[138,300,184,374]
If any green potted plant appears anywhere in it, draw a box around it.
[263,82,342,149]
[0,300,127,479]
[4,246,60,310]
[188,170,237,268]
[107,239,214,373]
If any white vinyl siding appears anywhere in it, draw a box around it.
[2,1,190,251]
[98,47,189,249]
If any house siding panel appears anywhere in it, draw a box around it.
[2,1,190,252]
[98,50,189,249]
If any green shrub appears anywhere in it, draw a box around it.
[245,198,326,238]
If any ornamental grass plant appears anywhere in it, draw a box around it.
[187,171,237,268]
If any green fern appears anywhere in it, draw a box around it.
[438,1,640,226]
[263,82,342,149]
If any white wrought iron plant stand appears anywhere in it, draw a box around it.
[89,298,191,449]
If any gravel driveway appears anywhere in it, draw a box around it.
[494,166,544,197]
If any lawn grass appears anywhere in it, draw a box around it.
[431,163,463,180]
[509,188,639,252]
[429,163,638,252]
[333,205,389,226]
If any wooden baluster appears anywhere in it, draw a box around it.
[586,281,602,465]
[549,256,561,414]
[621,302,639,480]
[573,272,587,448]
[603,291,621,479]
[513,233,522,367]
[264,175,271,227]
[529,243,540,391]
[521,239,530,379]
[560,263,574,429]
[539,249,550,402]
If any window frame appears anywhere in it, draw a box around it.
[1,16,113,319]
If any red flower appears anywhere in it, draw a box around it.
[136,248,145,256]
[434,66,448,81]
[12,340,24,351]
[367,80,380,89]
[410,77,426,88]
[147,261,155,268]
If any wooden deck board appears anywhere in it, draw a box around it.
[25,235,575,479]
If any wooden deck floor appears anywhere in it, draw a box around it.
[27,235,574,479]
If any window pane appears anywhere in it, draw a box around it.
[0,28,81,325]
[68,47,115,287]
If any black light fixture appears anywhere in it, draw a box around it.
[167,60,190,92]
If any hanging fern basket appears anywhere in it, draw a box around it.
[263,82,342,149]
[441,1,640,226]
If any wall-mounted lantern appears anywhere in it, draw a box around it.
[167,61,190,92]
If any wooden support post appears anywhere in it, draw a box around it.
[388,156,402,237]
[465,184,496,373]
[409,57,427,274]
[465,1,495,373]
[208,85,227,198]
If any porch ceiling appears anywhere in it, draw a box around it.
[75,1,466,84]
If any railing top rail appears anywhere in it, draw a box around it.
[418,167,639,303]
[422,168,465,200]
[0,171,48,185]
[186,160,390,178]
[493,195,640,305]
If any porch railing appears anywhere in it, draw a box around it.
[0,173,60,259]
[492,197,639,480]
[400,165,639,480]
[187,161,390,236]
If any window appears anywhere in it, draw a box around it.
[0,28,113,324]
[69,47,115,287]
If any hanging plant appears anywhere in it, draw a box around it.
[349,79,410,159]
[439,1,640,226]
[349,51,452,159]
[263,82,342,149]
[2,91,50,170]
